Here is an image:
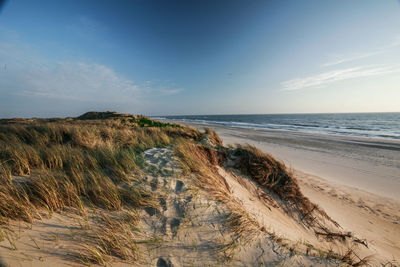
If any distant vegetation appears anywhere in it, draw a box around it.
[76,111,178,128]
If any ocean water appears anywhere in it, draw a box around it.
[154,113,400,140]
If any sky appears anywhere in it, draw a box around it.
[0,0,399,118]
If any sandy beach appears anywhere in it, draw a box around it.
[179,122,400,200]
[178,121,400,262]
[2,0,400,265]
[0,115,399,266]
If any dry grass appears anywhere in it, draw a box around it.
[228,144,338,227]
[331,245,373,266]
[0,117,200,218]
[176,141,337,229]
[204,128,223,147]
[175,138,362,265]
[0,113,370,265]
[174,141,260,244]
[232,145,314,212]
[0,166,35,224]
[0,114,201,264]
[175,141,231,201]
[79,210,140,265]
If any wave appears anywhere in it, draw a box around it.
[156,115,400,141]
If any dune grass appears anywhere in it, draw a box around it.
[0,118,200,217]
[174,140,261,245]
[203,127,223,146]
[0,167,34,224]
[78,210,140,265]
[229,144,338,226]
[175,139,337,230]
[174,137,364,264]
[0,114,371,265]
[0,115,201,264]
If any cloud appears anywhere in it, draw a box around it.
[281,65,400,91]
[321,52,381,67]
[11,62,142,103]
[141,80,184,96]
[322,37,400,67]
[158,88,184,95]
[0,59,143,103]
[0,37,183,104]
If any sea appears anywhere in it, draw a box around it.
[153,113,400,140]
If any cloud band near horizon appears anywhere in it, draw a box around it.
[281,65,400,91]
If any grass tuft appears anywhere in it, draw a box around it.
[0,113,202,264]
[226,144,338,227]
[175,140,260,244]
[0,116,201,220]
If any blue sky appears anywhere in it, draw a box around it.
[0,0,399,117]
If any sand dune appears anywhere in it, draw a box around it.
[179,121,400,265]
[179,122,400,201]
[1,116,399,266]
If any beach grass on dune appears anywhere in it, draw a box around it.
[0,116,201,263]
[174,139,372,265]
[175,139,335,227]
[0,118,201,218]
[174,140,261,244]
[0,113,371,265]
[231,144,336,225]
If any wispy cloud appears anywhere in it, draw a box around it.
[158,88,184,95]
[0,36,183,103]
[141,80,184,96]
[281,65,400,91]
[321,52,381,67]
[11,62,141,103]
[322,37,400,67]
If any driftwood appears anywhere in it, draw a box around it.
[315,230,352,241]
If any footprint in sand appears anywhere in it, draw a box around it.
[175,180,184,193]
[156,257,173,267]
[169,218,181,237]
[173,200,186,218]
[142,148,192,240]
[159,197,167,211]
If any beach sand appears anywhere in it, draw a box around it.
[0,147,347,266]
[179,121,400,263]
[180,122,400,200]
[1,120,399,266]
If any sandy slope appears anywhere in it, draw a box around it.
[178,122,400,201]
[1,131,399,265]
[136,148,341,266]
[0,212,87,267]
[296,170,400,264]
[178,122,400,265]
[0,147,344,266]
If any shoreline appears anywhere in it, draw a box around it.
[155,113,400,142]
[176,120,400,262]
[174,121,400,201]
[162,119,400,147]
[0,114,399,265]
